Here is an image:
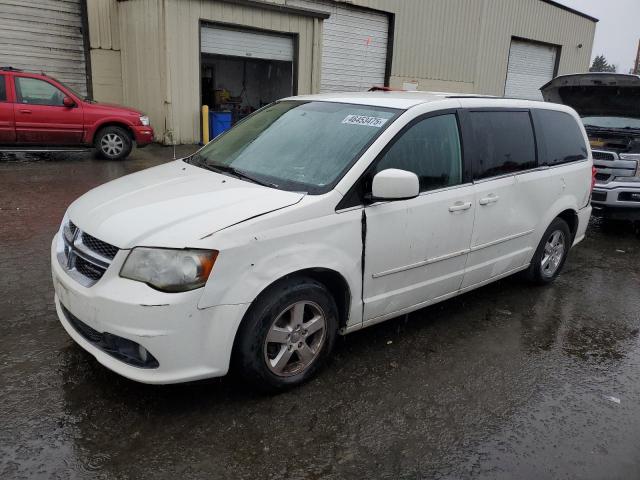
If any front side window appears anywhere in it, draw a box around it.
[0,76,6,102]
[189,101,400,194]
[15,77,66,106]
[469,111,536,180]
[538,110,588,165]
[374,114,462,192]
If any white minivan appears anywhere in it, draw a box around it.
[51,92,593,390]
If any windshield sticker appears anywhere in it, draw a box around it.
[342,115,389,128]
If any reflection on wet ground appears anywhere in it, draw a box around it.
[1,148,640,479]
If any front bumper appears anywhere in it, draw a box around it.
[592,180,640,221]
[132,125,154,146]
[51,235,249,384]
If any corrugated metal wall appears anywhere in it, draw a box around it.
[160,0,321,144]
[87,0,123,103]
[347,0,595,94]
[0,0,88,95]
[87,0,596,144]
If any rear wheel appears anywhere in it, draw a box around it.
[95,126,133,160]
[526,218,571,284]
[233,277,338,392]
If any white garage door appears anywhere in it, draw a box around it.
[0,0,88,96]
[288,0,389,92]
[504,39,558,101]
[201,25,294,62]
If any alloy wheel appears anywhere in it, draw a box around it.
[263,301,327,377]
[100,133,124,157]
[541,230,566,278]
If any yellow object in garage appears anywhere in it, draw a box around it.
[202,105,209,144]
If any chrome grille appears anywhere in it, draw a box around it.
[592,150,616,161]
[57,222,119,287]
[81,232,118,260]
[592,150,637,184]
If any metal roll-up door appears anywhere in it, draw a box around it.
[0,0,88,96]
[288,0,389,92]
[200,25,294,62]
[504,39,559,101]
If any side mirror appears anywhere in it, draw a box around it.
[62,96,76,108]
[371,169,420,201]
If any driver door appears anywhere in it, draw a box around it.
[13,76,83,144]
[363,112,476,323]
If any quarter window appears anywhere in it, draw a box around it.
[536,109,588,165]
[15,77,66,106]
[0,76,6,101]
[469,111,536,180]
[374,114,463,192]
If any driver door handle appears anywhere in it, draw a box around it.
[19,109,32,114]
[449,201,473,212]
[479,194,499,206]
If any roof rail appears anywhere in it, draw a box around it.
[0,66,22,72]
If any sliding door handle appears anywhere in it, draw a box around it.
[449,201,473,212]
[479,194,499,206]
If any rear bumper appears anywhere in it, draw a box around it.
[132,125,154,146]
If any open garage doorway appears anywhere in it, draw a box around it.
[200,24,295,140]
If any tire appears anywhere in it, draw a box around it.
[233,276,338,392]
[95,126,133,160]
[525,218,572,284]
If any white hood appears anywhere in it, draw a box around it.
[67,160,305,249]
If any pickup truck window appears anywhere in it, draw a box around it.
[0,76,6,102]
[374,114,462,192]
[15,77,66,106]
[190,101,400,194]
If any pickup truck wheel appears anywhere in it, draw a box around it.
[233,277,338,392]
[95,126,133,160]
[526,218,571,284]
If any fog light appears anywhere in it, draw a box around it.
[138,345,149,363]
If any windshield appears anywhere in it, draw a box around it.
[188,101,401,194]
[57,79,92,102]
[582,116,640,131]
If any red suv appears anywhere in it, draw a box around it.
[0,67,153,160]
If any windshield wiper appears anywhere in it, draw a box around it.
[207,164,279,189]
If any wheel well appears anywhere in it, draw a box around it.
[250,268,352,331]
[92,122,134,144]
[557,209,579,241]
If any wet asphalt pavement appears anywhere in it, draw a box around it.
[1,146,640,479]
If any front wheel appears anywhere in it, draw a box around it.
[95,126,133,160]
[233,277,338,392]
[525,218,571,284]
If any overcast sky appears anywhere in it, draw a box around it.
[556,0,639,73]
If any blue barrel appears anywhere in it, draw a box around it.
[210,111,232,138]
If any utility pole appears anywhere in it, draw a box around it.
[635,39,640,75]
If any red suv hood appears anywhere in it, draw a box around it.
[84,100,142,116]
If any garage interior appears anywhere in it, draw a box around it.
[200,24,295,138]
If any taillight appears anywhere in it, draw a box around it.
[591,166,597,192]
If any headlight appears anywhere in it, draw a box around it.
[619,154,640,178]
[120,248,218,292]
[139,115,150,126]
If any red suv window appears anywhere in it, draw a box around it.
[15,77,66,106]
[0,76,6,102]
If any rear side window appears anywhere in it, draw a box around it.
[536,110,588,165]
[374,114,462,192]
[0,76,6,101]
[469,111,536,180]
